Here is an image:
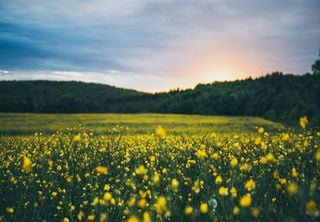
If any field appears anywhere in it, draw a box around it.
[0,113,283,135]
[0,114,319,221]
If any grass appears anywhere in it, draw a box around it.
[1,113,318,222]
[0,113,283,135]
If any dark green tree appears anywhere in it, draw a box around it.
[312,50,320,74]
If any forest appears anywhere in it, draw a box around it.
[1,57,320,125]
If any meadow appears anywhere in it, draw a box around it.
[0,114,319,221]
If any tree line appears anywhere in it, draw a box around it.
[1,57,320,125]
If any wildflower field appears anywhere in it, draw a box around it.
[0,114,319,221]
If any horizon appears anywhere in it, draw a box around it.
[1,0,320,92]
[0,71,306,94]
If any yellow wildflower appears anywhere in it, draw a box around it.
[240,194,252,208]
[154,196,167,215]
[23,157,32,172]
[306,200,318,217]
[184,206,193,216]
[291,167,298,178]
[138,199,147,209]
[136,165,148,176]
[230,158,238,167]
[6,207,14,214]
[258,127,264,134]
[127,215,140,222]
[152,172,160,184]
[251,207,260,218]
[233,206,240,215]
[218,186,229,196]
[142,212,152,222]
[215,176,223,185]
[171,178,179,192]
[315,150,320,161]
[99,213,108,222]
[259,156,268,164]
[231,187,237,197]
[299,116,308,129]
[282,134,290,142]
[200,203,208,214]
[196,149,207,159]
[103,192,112,202]
[192,179,204,193]
[88,214,95,221]
[155,126,166,137]
[287,182,298,196]
[245,179,256,191]
[96,166,108,175]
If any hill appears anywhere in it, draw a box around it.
[0,72,320,125]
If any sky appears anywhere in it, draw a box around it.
[0,0,319,92]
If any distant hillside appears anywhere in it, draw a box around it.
[1,73,320,125]
[0,81,146,113]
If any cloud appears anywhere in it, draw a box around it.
[0,0,319,91]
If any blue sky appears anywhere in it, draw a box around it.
[0,0,319,92]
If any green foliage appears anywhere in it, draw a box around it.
[0,72,319,125]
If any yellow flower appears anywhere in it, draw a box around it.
[240,163,251,172]
[171,178,179,192]
[96,166,108,175]
[231,187,237,197]
[251,207,260,218]
[291,167,298,178]
[99,213,108,222]
[287,182,298,196]
[155,126,166,137]
[258,127,264,134]
[306,200,318,217]
[230,158,238,168]
[127,215,140,222]
[266,153,275,162]
[299,116,308,129]
[240,194,252,208]
[233,206,240,215]
[254,137,262,145]
[315,150,320,161]
[88,214,95,222]
[184,206,193,216]
[282,134,290,142]
[51,191,58,197]
[215,176,223,185]
[23,156,32,172]
[211,153,219,160]
[259,156,268,164]
[128,197,136,207]
[192,179,204,193]
[6,207,14,214]
[196,149,207,159]
[200,203,209,214]
[142,212,152,222]
[154,196,167,215]
[137,199,147,209]
[218,186,229,196]
[135,165,148,176]
[245,179,256,191]
[77,211,84,221]
[63,217,70,222]
[103,192,112,202]
[152,172,160,184]
[73,134,81,142]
